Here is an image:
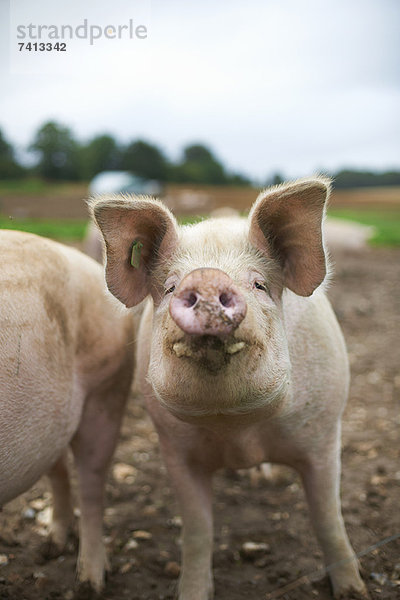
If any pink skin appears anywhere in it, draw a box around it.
[0,230,134,593]
[93,180,367,600]
[169,268,247,337]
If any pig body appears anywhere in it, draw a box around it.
[93,179,366,599]
[0,230,134,591]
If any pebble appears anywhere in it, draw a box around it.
[142,505,157,517]
[241,542,270,559]
[119,561,135,574]
[23,507,36,520]
[0,555,8,567]
[112,463,137,483]
[132,530,152,540]
[370,474,387,486]
[30,498,46,511]
[370,572,389,586]
[168,515,182,528]
[271,512,289,520]
[124,539,139,551]
[164,561,180,578]
[33,571,46,579]
[36,507,52,527]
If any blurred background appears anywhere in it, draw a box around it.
[0,0,399,244]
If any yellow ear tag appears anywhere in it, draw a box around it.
[130,240,143,269]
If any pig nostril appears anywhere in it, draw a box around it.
[183,292,198,308]
[219,292,232,308]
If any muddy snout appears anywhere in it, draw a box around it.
[169,268,247,337]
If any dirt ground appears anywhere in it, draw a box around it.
[0,245,399,600]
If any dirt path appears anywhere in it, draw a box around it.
[0,246,399,600]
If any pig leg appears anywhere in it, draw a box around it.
[161,445,214,600]
[299,438,367,598]
[71,383,128,591]
[46,451,74,552]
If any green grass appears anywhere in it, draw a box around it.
[0,215,88,241]
[328,208,400,246]
[182,209,400,246]
[1,208,399,246]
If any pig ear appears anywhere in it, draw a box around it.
[248,177,330,296]
[90,195,179,307]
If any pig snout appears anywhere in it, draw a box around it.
[169,268,247,337]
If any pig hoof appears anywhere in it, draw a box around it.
[38,531,77,561]
[177,575,214,599]
[74,580,103,599]
[77,550,108,594]
[38,538,64,561]
[333,582,369,599]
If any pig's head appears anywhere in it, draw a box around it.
[91,178,329,420]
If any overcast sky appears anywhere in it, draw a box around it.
[0,0,399,182]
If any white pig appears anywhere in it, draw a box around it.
[0,230,134,591]
[91,177,367,599]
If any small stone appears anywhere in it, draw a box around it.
[370,572,389,586]
[241,542,270,559]
[164,561,180,578]
[64,591,74,600]
[124,539,139,551]
[0,555,8,567]
[23,507,36,520]
[142,505,157,517]
[30,499,46,511]
[370,474,387,486]
[33,571,46,579]
[119,561,135,574]
[112,463,137,483]
[168,516,182,528]
[36,507,52,527]
[132,530,152,540]
[271,512,281,520]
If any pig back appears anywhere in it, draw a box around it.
[0,230,132,504]
[0,231,84,501]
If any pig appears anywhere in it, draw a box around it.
[0,230,134,591]
[91,177,367,599]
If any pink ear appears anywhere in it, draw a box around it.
[91,196,178,307]
[248,177,329,296]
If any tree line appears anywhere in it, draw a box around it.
[0,122,250,186]
[0,121,399,188]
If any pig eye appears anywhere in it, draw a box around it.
[254,281,268,293]
[165,284,176,295]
